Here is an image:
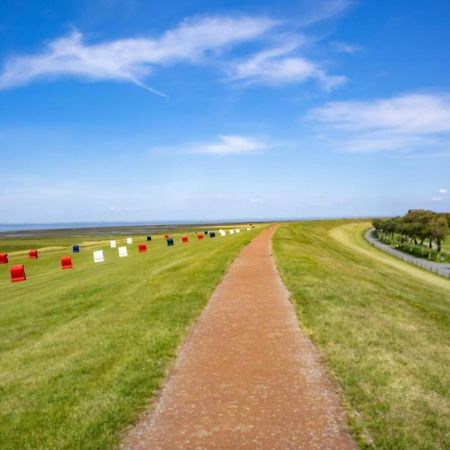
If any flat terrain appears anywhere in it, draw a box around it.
[124,226,355,449]
[2,220,449,449]
[0,225,261,449]
[273,221,450,449]
[0,223,253,252]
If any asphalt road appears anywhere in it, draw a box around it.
[365,229,450,279]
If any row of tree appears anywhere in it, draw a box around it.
[373,210,450,253]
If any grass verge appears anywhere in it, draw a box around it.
[273,220,449,449]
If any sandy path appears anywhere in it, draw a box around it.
[123,225,356,449]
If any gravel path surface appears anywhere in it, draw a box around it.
[365,229,450,279]
[122,225,356,450]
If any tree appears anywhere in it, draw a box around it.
[430,217,449,253]
[372,210,450,254]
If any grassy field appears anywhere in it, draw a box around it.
[0,225,262,449]
[273,221,450,449]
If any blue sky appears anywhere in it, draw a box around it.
[1,0,449,223]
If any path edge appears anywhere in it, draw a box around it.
[271,224,371,449]
[119,226,268,446]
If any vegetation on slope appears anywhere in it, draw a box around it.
[274,220,449,449]
[373,210,450,261]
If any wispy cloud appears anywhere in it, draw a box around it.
[154,135,268,155]
[227,40,346,90]
[330,40,362,54]
[439,188,447,194]
[431,196,443,202]
[297,0,355,27]
[0,3,356,95]
[308,93,450,153]
[0,16,276,96]
[196,135,266,154]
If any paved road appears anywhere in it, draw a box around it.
[365,229,450,279]
[123,226,356,450]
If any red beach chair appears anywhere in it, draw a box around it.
[61,256,73,270]
[10,264,26,282]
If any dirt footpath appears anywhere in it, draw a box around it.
[123,225,356,449]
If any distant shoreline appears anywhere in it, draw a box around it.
[0,216,373,238]
[0,216,378,234]
[0,220,261,234]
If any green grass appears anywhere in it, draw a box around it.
[0,224,243,253]
[375,232,450,263]
[443,235,450,253]
[0,236,78,253]
[0,226,262,449]
[273,220,450,450]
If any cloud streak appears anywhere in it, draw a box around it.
[308,93,450,153]
[0,6,353,95]
[297,0,355,27]
[330,41,362,54]
[227,41,346,90]
[0,16,276,95]
[154,135,268,155]
[195,135,266,155]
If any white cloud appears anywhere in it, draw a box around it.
[439,188,447,194]
[297,0,355,27]
[192,135,266,155]
[227,41,346,90]
[431,196,443,202]
[0,16,276,96]
[330,41,362,54]
[308,93,450,153]
[0,4,357,95]
[153,135,267,155]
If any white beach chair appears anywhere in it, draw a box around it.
[93,250,104,263]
